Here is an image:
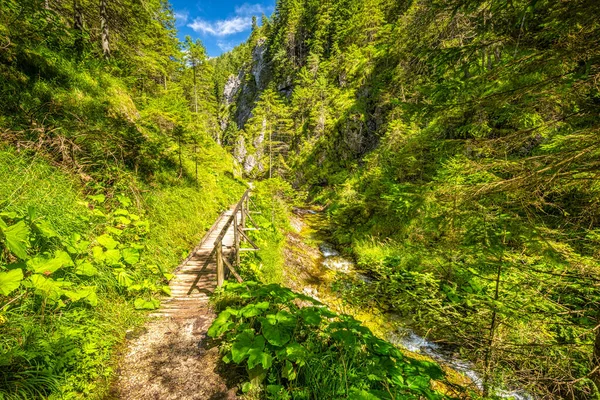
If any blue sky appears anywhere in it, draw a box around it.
[170,0,276,57]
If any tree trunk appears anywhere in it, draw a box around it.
[194,144,198,187]
[483,261,501,396]
[99,0,110,59]
[74,0,84,57]
[193,63,198,115]
[593,319,600,392]
[178,136,182,178]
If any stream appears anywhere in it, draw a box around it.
[290,208,533,400]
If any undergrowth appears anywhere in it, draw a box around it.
[209,282,450,400]
[0,145,243,398]
[238,179,296,284]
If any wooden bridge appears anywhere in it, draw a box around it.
[117,190,260,398]
[155,189,259,318]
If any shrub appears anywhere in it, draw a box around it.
[208,282,449,400]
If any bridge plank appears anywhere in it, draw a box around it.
[152,205,245,318]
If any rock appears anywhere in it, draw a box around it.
[229,38,272,130]
[244,154,257,173]
[232,74,256,129]
[233,135,247,163]
[251,38,267,89]
[253,117,266,158]
[303,287,320,301]
[319,242,340,257]
[219,117,228,131]
[223,72,242,105]
[278,76,294,98]
[125,327,148,340]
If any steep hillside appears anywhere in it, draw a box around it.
[2,0,600,398]
[0,0,244,397]
[216,0,600,398]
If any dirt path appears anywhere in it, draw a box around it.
[111,209,240,400]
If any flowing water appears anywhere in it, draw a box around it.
[292,208,533,400]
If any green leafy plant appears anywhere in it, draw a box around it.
[209,282,449,399]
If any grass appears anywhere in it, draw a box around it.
[0,141,246,398]
[208,282,450,400]
[141,140,246,276]
[237,178,297,284]
[0,146,90,239]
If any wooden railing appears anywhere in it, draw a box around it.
[188,189,259,294]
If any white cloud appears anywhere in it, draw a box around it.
[188,16,253,36]
[187,3,274,37]
[235,3,272,16]
[174,10,189,27]
[217,41,235,52]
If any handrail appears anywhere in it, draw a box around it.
[187,189,259,294]
[212,189,251,246]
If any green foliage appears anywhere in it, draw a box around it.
[237,179,297,284]
[0,146,242,397]
[215,0,600,396]
[0,0,246,397]
[209,282,448,400]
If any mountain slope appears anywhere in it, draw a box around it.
[216,0,600,397]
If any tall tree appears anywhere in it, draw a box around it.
[99,0,110,58]
[183,36,207,117]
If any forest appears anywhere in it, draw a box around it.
[1,0,599,399]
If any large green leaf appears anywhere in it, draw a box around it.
[29,275,63,300]
[122,247,140,265]
[406,374,431,392]
[161,285,171,296]
[114,269,133,287]
[134,297,160,310]
[1,221,30,259]
[88,194,105,203]
[260,313,294,347]
[347,389,381,400]
[275,310,296,327]
[240,301,270,317]
[64,233,90,255]
[115,216,131,225]
[0,268,23,296]
[116,195,132,207]
[299,307,322,326]
[231,330,265,363]
[104,249,121,265]
[92,246,104,261]
[33,219,58,239]
[208,309,234,338]
[27,250,73,275]
[74,261,98,277]
[0,212,18,220]
[281,360,296,380]
[97,234,118,250]
[114,209,130,216]
[284,342,307,364]
[414,360,444,380]
[247,348,273,369]
[63,287,98,306]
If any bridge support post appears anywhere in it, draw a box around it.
[241,195,247,229]
[234,213,240,267]
[216,240,224,287]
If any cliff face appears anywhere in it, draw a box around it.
[220,72,242,131]
[221,38,275,176]
[218,31,381,179]
[223,73,241,106]
[217,1,600,396]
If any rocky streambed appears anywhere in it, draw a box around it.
[283,207,533,400]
